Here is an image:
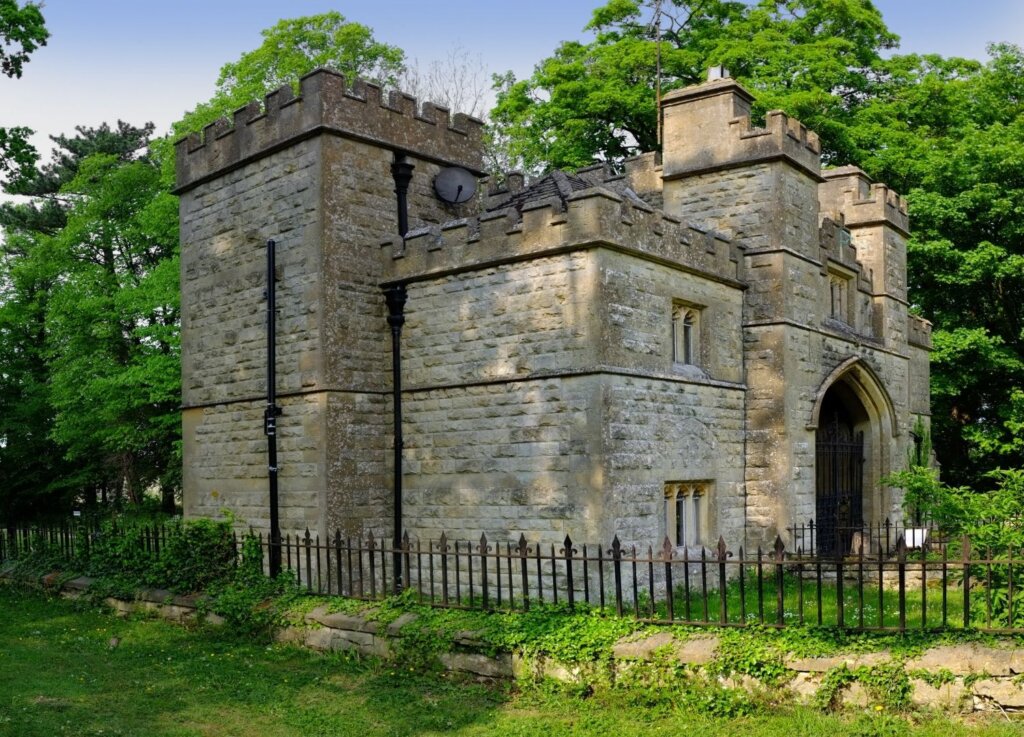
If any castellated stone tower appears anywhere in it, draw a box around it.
[177,69,930,555]
[661,76,930,549]
[175,69,484,538]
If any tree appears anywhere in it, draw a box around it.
[0,123,162,519]
[0,0,45,78]
[45,152,180,509]
[490,0,895,171]
[848,45,1024,486]
[174,12,405,140]
[0,0,48,177]
[399,46,489,120]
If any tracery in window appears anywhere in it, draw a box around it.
[672,303,701,366]
[664,481,710,548]
[828,272,852,324]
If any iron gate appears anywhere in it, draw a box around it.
[815,411,864,556]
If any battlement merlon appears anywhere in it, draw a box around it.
[173,68,485,194]
[819,217,870,288]
[660,77,821,182]
[381,188,744,288]
[908,314,933,351]
[819,166,909,237]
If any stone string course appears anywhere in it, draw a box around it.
[19,572,1024,714]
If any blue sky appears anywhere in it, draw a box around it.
[2,1,1022,160]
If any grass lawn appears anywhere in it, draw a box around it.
[0,585,1020,737]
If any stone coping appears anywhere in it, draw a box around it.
[4,569,1024,713]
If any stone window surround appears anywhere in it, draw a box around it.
[671,299,705,368]
[664,481,711,548]
[827,264,856,326]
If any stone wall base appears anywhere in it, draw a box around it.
[6,570,1024,715]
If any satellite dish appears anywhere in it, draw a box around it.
[434,166,477,204]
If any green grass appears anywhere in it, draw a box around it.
[0,586,1021,737]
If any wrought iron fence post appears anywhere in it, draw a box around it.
[717,537,729,625]
[738,546,747,623]
[402,532,412,597]
[962,535,971,629]
[479,533,490,610]
[518,534,530,611]
[661,537,675,622]
[563,535,575,611]
[611,536,623,617]
[304,528,313,593]
[897,534,907,631]
[334,531,343,596]
[367,531,378,599]
[774,536,786,627]
[439,533,450,606]
[835,544,845,629]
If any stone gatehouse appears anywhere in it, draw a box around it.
[174,68,931,554]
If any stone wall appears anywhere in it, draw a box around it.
[179,137,326,537]
[177,69,486,541]
[404,376,599,543]
[177,69,931,556]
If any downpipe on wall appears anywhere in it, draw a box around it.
[265,238,283,578]
[387,152,414,592]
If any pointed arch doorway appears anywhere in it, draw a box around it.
[815,384,866,556]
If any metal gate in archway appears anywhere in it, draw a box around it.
[815,407,864,556]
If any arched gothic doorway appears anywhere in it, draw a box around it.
[815,384,867,556]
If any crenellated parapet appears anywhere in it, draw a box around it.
[819,217,858,268]
[661,77,821,181]
[819,166,909,237]
[485,152,665,214]
[382,187,743,285]
[818,217,872,291]
[174,68,485,194]
[908,315,933,350]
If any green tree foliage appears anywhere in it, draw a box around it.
[46,153,180,507]
[0,13,409,521]
[0,0,47,177]
[490,0,895,171]
[851,45,1024,485]
[174,11,405,140]
[0,123,175,518]
[0,0,45,78]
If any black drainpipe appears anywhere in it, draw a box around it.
[386,152,414,592]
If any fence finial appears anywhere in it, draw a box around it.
[661,536,674,561]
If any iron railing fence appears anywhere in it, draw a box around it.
[2,519,1023,633]
[786,518,945,558]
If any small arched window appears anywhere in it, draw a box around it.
[672,304,701,366]
[664,481,710,547]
